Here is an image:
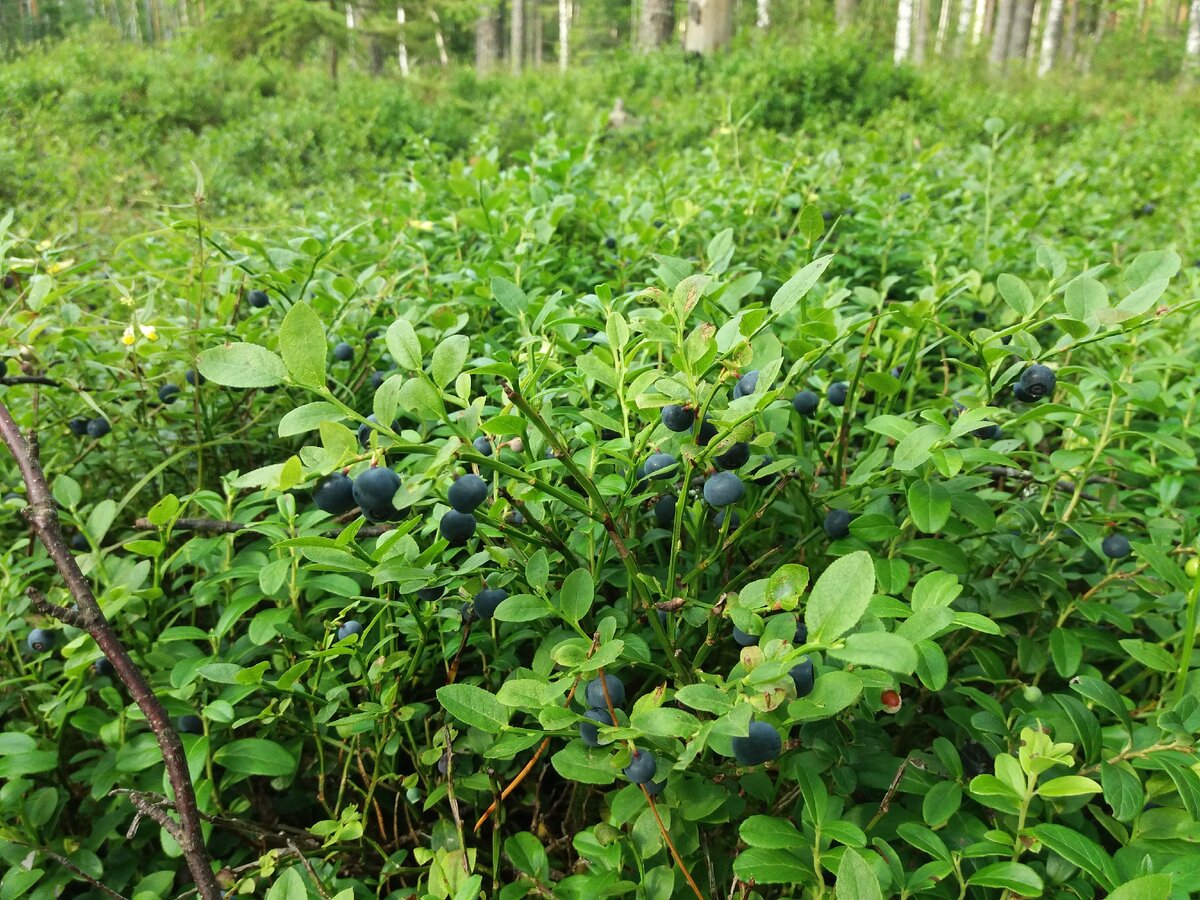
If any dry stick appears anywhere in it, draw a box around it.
[8,840,130,900]
[441,727,472,876]
[0,402,223,900]
[473,633,600,832]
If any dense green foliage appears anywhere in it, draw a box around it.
[2,30,1200,900]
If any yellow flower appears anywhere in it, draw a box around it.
[407,219,434,231]
[121,327,136,346]
[139,324,159,342]
[48,259,75,274]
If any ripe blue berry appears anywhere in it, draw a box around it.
[27,628,55,653]
[177,715,203,734]
[86,418,111,438]
[732,721,782,766]
[713,508,740,530]
[68,417,90,436]
[439,510,477,545]
[703,471,744,507]
[1102,534,1131,559]
[824,508,853,539]
[579,707,614,747]
[352,467,402,521]
[827,382,849,406]
[333,342,354,362]
[158,383,181,404]
[661,404,695,433]
[247,289,270,308]
[93,658,114,677]
[448,474,488,513]
[790,658,815,698]
[585,674,626,709]
[1018,363,1056,399]
[337,620,363,641]
[653,494,677,529]
[473,436,493,456]
[643,452,678,480]
[185,369,203,386]
[697,419,718,446]
[732,626,758,647]
[474,588,507,619]
[716,442,750,470]
[792,390,819,416]
[733,370,759,400]
[313,473,356,515]
[623,747,656,784]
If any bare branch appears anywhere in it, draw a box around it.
[26,586,86,627]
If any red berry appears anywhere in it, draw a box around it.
[881,689,902,713]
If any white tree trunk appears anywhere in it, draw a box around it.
[1037,0,1064,73]
[956,0,974,52]
[836,0,856,29]
[1188,0,1200,73]
[559,0,570,71]
[345,2,354,28]
[684,0,734,53]
[639,0,676,48]
[972,0,988,43]
[936,0,954,53]
[895,0,915,62]
[757,0,770,27]
[914,0,929,61]
[511,0,524,73]
[430,9,449,66]
[397,7,409,77]
[990,0,1013,65]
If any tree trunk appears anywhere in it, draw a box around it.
[895,0,914,61]
[956,0,975,52]
[476,2,501,73]
[914,0,929,60]
[558,0,569,70]
[1037,0,1064,72]
[972,0,989,43]
[936,0,954,53]
[532,1,542,66]
[1188,0,1200,74]
[836,0,857,29]
[989,0,1013,64]
[511,0,524,72]
[397,6,410,76]
[1007,0,1035,60]
[1061,0,1077,61]
[639,0,676,49]
[757,0,770,27]
[684,0,733,52]
[430,9,449,66]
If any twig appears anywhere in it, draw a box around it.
[287,840,331,899]
[0,401,223,900]
[0,375,65,387]
[441,727,471,876]
[8,840,130,900]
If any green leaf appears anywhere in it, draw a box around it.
[214,738,297,777]
[675,683,733,715]
[1028,824,1116,890]
[738,815,803,849]
[835,848,882,900]
[278,402,343,437]
[893,424,944,471]
[1106,875,1174,900]
[559,568,594,622]
[491,276,529,318]
[1117,639,1177,673]
[386,319,422,371]
[732,848,810,885]
[504,832,548,880]
[278,302,326,387]
[1064,277,1107,321]
[828,632,918,674]
[967,861,1043,896]
[630,707,700,738]
[922,781,962,827]
[1037,775,1102,798]
[265,868,308,900]
[431,335,470,388]
[770,254,833,317]
[997,273,1035,317]
[437,683,510,734]
[908,479,951,533]
[1099,761,1143,821]
[788,670,863,721]
[797,204,825,243]
[198,342,286,388]
[550,742,616,785]
[805,550,875,642]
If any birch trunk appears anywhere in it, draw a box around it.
[972,0,988,44]
[956,0,975,53]
[511,0,525,73]
[989,0,1013,64]
[1037,0,1065,73]
[936,0,954,53]
[475,2,501,73]
[895,0,915,61]
[559,0,569,70]
[1062,0,1077,61]
[1187,0,1200,74]
[533,1,543,67]
[397,7,409,77]
[1007,0,1034,59]
[757,0,770,28]
[639,0,676,49]
[836,0,856,30]
[430,9,449,66]
[684,0,734,53]
[914,0,930,60]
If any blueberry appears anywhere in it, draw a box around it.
[177,715,203,734]
[357,414,381,448]
[790,658,815,697]
[973,424,1002,440]
[473,588,507,619]
[791,390,819,416]
[585,674,626,709]
[824,508,853,540]
[732,626,758,647]
[27,628,55,653]
[653,219,665,228]
[697,419,718,446]
[645,779,666,797]
[653,494,677,529]
[1018,363,1056,400]
[600,428,619,440]
[417,585,445,602]
[899,192,913,202]
[68,417,90,436]
[661,404,695,433]
[86,418,111,438]
[713,508,740,530]
[92,658,114,677]
[749,456,775,486]
[604,236,617,250]
[247,289,270,308]
[369,370,387,390]
[158,384,181,404]
[314,473,357,515]
[473,436,493,456]
[185,369,203,386]
[643,453,678,480]
[337,620,363,641]
[703,471,744,507]
[352,467,401,512]
[732,721,783,766]
[827,382,849,406]
[1012,383,1036,403]
[70,532,89,551]
[794,620,808,644]
[448,474,488,513]
[1102,534,1131,559]
[579,707,614,747]
[716,442,750,470]
[732,370,759,400]
[623,747,656,784]
[333,342,354,362]
[506,509,525,525]
[439,510,477,545]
